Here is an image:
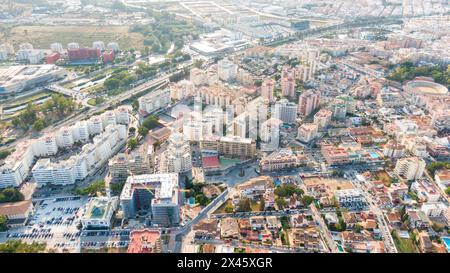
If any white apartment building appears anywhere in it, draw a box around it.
[383,140,405,158]
[260,118,282,152]
[273,99,297,124]
[115,106,130,125]
[55,127,75,148]
[72,121,90,143]
[32,135,58,157]
[394,157,426,181]
[297,123,318,143]
[101,111,117,128]
[50,43,63,53]
[420,202,448,219]
[92,41,105,51]
[120,173,180,227]
[107,42,120,52]
[164,133,192,174]
[138,88,170,115]
[0,141,35,188]
[411,180,441,202]
[217,59,237,82]
[88,116,104,135]
[32,158,77,187]
[67,42,79,50]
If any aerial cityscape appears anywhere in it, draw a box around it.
[0,0,449,255]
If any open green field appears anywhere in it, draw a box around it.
[213,199,233,214]
[1,25,145,50]
[392,232,419,253]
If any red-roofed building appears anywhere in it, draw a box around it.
[202,156,220,169]
[103,50,115,63]
[68,47,101,61]
[127,229,162,253]
[45,52,60,64]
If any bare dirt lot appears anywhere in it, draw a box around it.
[1,25,145,50]
[303,177,354,197]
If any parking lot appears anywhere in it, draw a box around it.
[80,229,130,250]
[4,196,89,253]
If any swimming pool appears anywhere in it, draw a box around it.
[443,237,450,252]
[370,152,379,159]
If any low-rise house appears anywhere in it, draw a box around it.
[249,216,265,230]
[290,214,310,228]
[289,228,322,252]
[411,180,441,202]
[0,200,34,228]
[263,189,275,210]
[220,217,239,239]
[388,182,409,198]
[237,176,273,200]
[193,219,220,240]
[418,232,433,253]
[435,169,450,187]
[238,218,251,237]
[341,231,384,253]
[407,210,430,230]
[266,216,281,230]
[334,189,368,210]
[387,211,402,228]
[420,202,449,225]
[202,185,221,199]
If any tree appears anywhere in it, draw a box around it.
[275,197,287,209]
[195,194,208,206]
[110,182,125,196]
[0,240,46,253]
[259,198,265,211]
[75,180,105,196]
[431,222,445,233]
[193,59,203,68]
[32,118,45,131]
[0,216,7,232]
[301,195,314,206]
[0,188,24,203]
[332,170,345,177]
[446,187,450,196]
[127,138,138,150]
[142,115,159,130]
[275,184,304,198]
[224,203,234,213]
[104,77,121,90]
[138,126,149,136]
[0,150,12,160]
[237,198,251,212]
[354,224,364,233]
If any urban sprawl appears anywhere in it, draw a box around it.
[0,0,449,254]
